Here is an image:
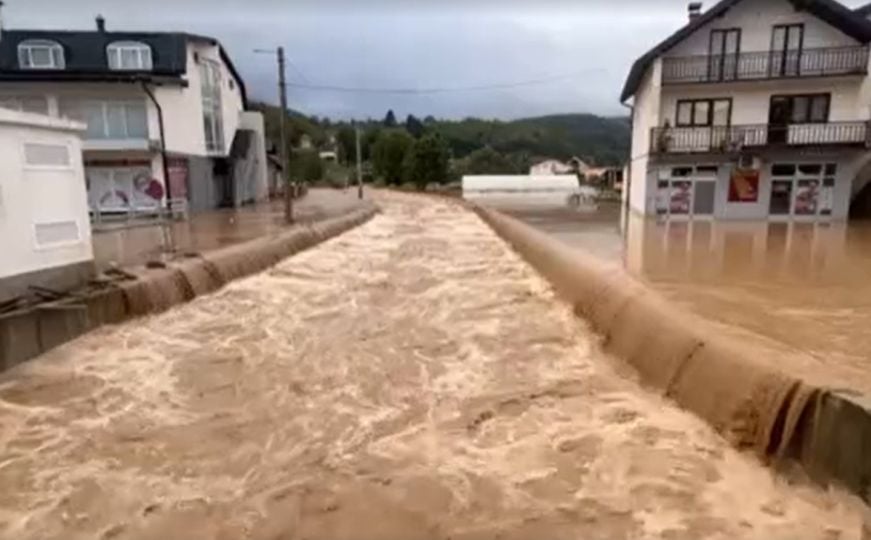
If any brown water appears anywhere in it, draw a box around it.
[508,204,871,397]
[92,189,368,271]
[0,193,865,539]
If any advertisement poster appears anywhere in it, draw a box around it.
[728,169,760,202]
[794,179,820,215]
[669,180,692,215]
[167,158,189,199]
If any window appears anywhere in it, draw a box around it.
[0,95,49,115]
[59,99,148,140]
[107,41,153,71]
[200,60,224,153]
[17,40,65,69]
[676,98,732,127]
[24,143,70,167]
[770,94,830,124]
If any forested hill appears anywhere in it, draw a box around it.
[251,102,631,168]
[431,114,630,166]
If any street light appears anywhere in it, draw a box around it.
[254,47,292,224]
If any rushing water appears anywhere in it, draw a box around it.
[0,193,865,539]
[507,202,871,397]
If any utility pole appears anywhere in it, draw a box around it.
[355,126,363,199]
[277,46,293,224]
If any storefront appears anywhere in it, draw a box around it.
[652,158,850,221]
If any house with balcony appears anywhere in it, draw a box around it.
[621,0,871,221]
[0,16,268,217]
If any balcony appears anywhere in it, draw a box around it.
[661,46,869,85]
[650,122,869,154]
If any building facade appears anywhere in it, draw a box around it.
[622,0,871,221]
[0,108,92,302]
[0,18,268,216]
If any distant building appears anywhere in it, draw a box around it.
[529,157,590,176]
[319,150,338,162]
[0,15,268,215]
[621,0,871,221]
[0,109,92,302]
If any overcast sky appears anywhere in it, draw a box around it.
[5,0,868,120]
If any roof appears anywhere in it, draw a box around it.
[620,0,871,102]
[857,2,871,17]
[0,29,248,105]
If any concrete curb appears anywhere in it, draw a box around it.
[472,203,871,505]
[0,205,378,373]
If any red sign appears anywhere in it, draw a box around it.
[729,169,760,202]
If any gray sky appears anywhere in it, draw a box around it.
[5,0,867,120]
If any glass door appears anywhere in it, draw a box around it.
[770,24,803,77]
[769,180,793,215]
[709,29,741,81]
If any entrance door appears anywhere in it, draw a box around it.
[693,181,716,215]
[768,96,790,144]
[709,29,741,81]
[770,24,803,77]
[769,180,793,215]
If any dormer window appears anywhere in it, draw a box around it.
[18,40,65,69]
[107,41,153,71]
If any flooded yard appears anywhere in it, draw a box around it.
[507,202,871,396]
[0,193,864,539]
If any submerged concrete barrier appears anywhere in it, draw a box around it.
[0,205,378,372]
[473,204,871,504]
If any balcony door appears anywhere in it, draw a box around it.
[709,29,741,81]
[770,24,803,77]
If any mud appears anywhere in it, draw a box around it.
[0,193,865,539]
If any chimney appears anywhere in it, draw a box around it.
[688,2,703,21]
[95,14,106,32]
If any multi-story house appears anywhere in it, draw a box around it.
[622,0,871,221]
[0,16,268,215]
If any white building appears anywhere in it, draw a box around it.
[529,157,590,176]
[621,0,871,221]
[0,109,92,302]
[0,16,268,215]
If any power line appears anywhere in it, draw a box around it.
[283,69,600,94]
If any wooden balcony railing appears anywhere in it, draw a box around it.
[650,122,869,154]
[662,46,869,84]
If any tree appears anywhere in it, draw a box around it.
[383,109,397,127]
[336,127,356,165]
[454,146,520,176]
[289,149,324,182]
[404,133,450,189]
[372,129,413,185]
[405,114,425,139]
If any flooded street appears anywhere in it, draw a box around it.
[510,203,871,396]
[0,193,865,539]
[92,189,367,271]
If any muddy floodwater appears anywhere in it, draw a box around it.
[509,203,871,396]
[0,193,866,539]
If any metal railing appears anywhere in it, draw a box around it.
[662,45,869,84]
[650,122,869,154]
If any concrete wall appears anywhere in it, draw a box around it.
[629,62,662,214]
[666,0,860,57]
[239,111,269,202]
[0,109,92,300]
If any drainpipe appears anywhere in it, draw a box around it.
[141,81,173,215]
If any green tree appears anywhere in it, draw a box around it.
[404,133,450,189]
[372,129,412,185]
[290,149,324,182]
[454,146,520,176]
[336,127,356,165]
[405,114,425,139]
[384,109,397,127]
